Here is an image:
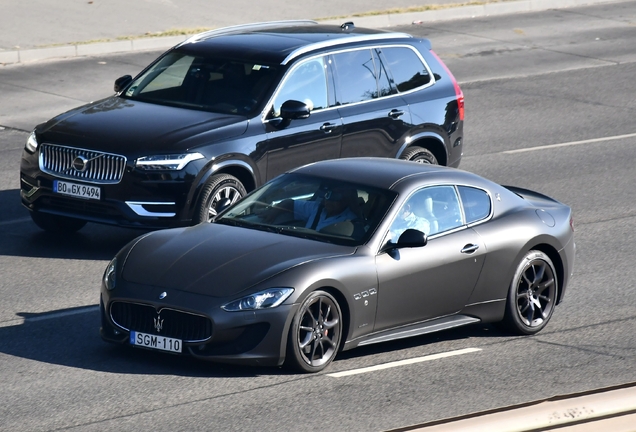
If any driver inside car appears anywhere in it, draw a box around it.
[262,185,359,232]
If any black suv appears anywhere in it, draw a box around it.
[20,20,464,232]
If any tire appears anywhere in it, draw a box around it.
[400,146,438,165]
[286,290,343,373]
[30,211,87,234]
[499,250,558,335]
[193,174,246,223]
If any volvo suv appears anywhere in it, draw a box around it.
[20,20,465,233]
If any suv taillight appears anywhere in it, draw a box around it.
[431,50,464,121]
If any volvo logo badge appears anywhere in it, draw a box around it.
[72,156,89,172]
[159,292,167,299]
[154,314,164,333]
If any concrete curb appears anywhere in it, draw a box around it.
[398,383,636,431]
[0,0,628,65]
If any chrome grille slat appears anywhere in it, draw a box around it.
[40,143,126,184]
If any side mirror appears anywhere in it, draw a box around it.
[380,229,427,253]
[114,75,132,93]
[280,100,311,120]
[397,229,427,248]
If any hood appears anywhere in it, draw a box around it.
[121,223,354,297]
[38,96,248,154]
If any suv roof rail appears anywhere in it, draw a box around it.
[183,20,319,44]
[281,32,413,65]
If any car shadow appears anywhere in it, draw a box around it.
[0,188,151,260]
[334,323,507,362]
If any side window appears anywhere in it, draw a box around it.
[458,186,491,224]
[422,186,463,235]
[332,49,379,105]
[380,47,431,92]
[388,185,463,240]
[272,57,328,116]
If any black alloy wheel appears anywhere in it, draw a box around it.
[286,290,343,373]
[194,173,246,223]
[400,146,438,164]
[500,250,558,335]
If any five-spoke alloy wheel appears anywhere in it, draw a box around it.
[500,250,558,335]
[286,290,343,373]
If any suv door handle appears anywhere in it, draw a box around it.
[320,123,338,133]
[461,244,480,254]
[388,109,405,119]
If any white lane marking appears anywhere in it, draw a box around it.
[0,305,99,328]
[0,217,31,227]
[327,347,482,378]
[503,132,636,154]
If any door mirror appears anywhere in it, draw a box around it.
[397,229,427,248]
[114,75,132,93]
[280,100,311,120]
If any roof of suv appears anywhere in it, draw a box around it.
[176,20,417,65]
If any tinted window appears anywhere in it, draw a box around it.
[458,186,491,224]
[272,57,328,116]
[380,47,431,92]
[332,49,379,104]
[124,52,279,115]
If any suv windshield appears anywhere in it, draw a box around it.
[216,173,396,246]
[123,51,280,115]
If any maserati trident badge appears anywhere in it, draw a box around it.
[154,314,163,333]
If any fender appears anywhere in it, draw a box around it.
[396,130,448,164]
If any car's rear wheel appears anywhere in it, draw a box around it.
[30,211,87,233]
[500,250,558,335]
[286,290,343,373]
[400,146,438,164]
[193,174,246,223]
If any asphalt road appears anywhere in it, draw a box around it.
[1,2,636,431]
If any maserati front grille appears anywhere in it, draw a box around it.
[110,301,213,342]
[40,143,126,184]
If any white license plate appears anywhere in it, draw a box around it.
[53,180,101,200]
[130,331,182,353]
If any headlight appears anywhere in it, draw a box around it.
[135,153,204,171]
[25,131,39,153]
[103,257,117,291]
[222,288,294,312]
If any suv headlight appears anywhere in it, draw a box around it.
[222,288,294,312]
[25,131,39,153]
[135,153,204,170]
[103,257,117,291]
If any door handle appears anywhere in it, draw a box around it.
[461,244,480,254]
[388,109,405,119]
[320,123,337,133]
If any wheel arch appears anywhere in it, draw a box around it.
[526,242,566,305]
[398,132,448,166]
[187,158,258,217]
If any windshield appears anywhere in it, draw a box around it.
[216,173,396,246]
[122,51,280,115]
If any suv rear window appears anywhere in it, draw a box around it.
[380,47,431,92]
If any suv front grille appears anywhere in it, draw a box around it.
[110,301,212,342]
[40,143,126,184]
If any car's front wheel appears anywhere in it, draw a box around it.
[286,290,343,373]
[499,250,558,335]
[400,146,438,164]
[30,211,87,234]
[193,174,246,223]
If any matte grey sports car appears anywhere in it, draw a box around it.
[100,158,575,373]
